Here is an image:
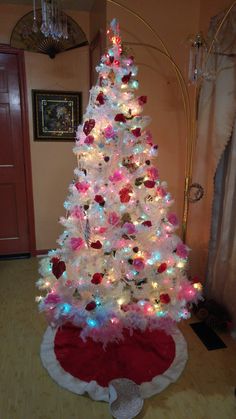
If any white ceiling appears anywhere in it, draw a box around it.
[0,0,96,11]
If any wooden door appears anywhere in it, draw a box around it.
[0,50,35,255]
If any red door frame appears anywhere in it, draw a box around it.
[0,44,36,256]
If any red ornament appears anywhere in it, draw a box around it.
[144,180,155,188]
[91,273,103,285]
[85,301,97,311]
[133,257,145,271]
[142,220,152,227]
[122,72,132,83]
[160,293,171,304]
[94,195,105,204]
[96,92,105,105]
[91,240,102,249]
[138,96,147,105]
[51,257,60,264]
[192,276,201,284]
[131,128,141,137]
[114,113,126,123]
[84,135,94,144]
[83,119,95,135]
[51,258,66,279]
[158,263,167,273]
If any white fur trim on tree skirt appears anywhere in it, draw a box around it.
[40,326,188,402]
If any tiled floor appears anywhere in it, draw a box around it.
[0,257,236,419]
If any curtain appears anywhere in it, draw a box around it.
[187,9,236,329]
[206,129,236,329]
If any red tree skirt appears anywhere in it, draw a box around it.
[40,323,187,402]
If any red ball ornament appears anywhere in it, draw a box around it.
[158,263,167,273]
[85,301,97,311]
[144,180,155,188]
[122,72,132,83]
[131,128,141,137]
[160,293,171,304]
[91,240,102,249]
[114,113,126,123]
[91,273,103,285]
[83,119,95,135]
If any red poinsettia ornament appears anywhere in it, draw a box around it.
[83,119,95,135]
[142,220,152,227]
[131,128,141,137]
[94,194,105,204]
[91,240,102,249]
[91,273,103,285]
[96,92,105,105]
[122,72,132,83]
[138,95,147,105]
[144,180,155,188]
[119,185,132,203]
[114,113,126,123]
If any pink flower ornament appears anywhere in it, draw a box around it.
[70,237,84,251]
[176,243,189,259]
[123,222,136,234]
[108,212,120,225]
[168,213,178,226]
[109,170,124,183]
[104,125,116,139]
[75,182,90,193]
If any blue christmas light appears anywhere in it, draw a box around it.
[87,318,98,328]
[153,251,161,261]
[131,80,139,89]
[157,310,166,317]
[60,303,71,315]
[62,271,67,279]
[64,201,70,210]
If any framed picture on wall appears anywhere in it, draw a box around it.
[32,90,82,141]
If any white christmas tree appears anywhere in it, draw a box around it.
[36,20,201,344]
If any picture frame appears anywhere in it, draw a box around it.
[32,90,82,141]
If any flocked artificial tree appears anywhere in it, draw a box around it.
[36,20,201,344]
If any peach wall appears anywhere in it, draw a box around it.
[0,4,90,251]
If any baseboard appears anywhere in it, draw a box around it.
[34,249,49,257]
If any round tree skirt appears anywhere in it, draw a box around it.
[40,323,187,402]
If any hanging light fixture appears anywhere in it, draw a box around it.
[32,0,68,40]
[188,33,207,83]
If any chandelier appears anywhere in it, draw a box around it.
[32,0,68,40]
